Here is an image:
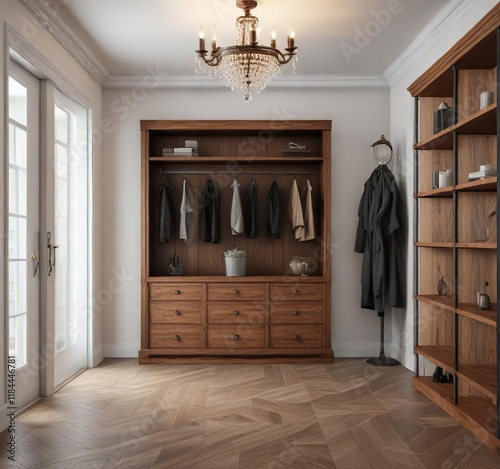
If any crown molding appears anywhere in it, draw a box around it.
[383,0,476,87]
[18,0,109,85]
[103,74,389,89]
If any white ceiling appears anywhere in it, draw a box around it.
[55,0,451,78]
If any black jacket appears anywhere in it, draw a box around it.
[159,179,175,243]
[266,179,280,238]
[245,178,259,238]
[202,179,221,243]
[354,165,405,311]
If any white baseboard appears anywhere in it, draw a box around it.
[333,343,380,358]
[102,343,140,358]
[91,345,104,367]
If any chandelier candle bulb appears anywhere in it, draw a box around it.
[288,26,295,48]
[198,27,205,51]
[212,26,217,52]
[271,26,276,48]
[250,27,257,45]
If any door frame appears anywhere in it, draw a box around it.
[4,25,96,398]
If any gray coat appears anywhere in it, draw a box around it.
[354,165,405,312]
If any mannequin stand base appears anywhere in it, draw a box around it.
[366,353,400,367]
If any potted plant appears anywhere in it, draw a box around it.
[223,247,247,276]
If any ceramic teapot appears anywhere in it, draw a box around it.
[289,256,309,276]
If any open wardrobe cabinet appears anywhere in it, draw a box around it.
[139,120,333,364]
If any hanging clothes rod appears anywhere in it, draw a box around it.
[154,168,319,175]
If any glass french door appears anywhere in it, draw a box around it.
[50,88,89,387]
[8,62,40,409]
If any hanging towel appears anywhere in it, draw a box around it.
[230,179,244,235]
[288,179,305,240]
[159,178,175,243]
[300,179,316,241]
[245,178,259,238]
[179,179,194,241]
[202,179,221,243]
[266,179,280,238]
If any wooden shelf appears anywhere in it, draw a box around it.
[415,128,453,151]
[457,397,500,452]
[415,294,455,312]
[149,156,323,163]
[456,177,497,192]
[456,242,497,249]
[413,376,454,403]
[414,242,454,248]
[415,177,497,198]
[456,303,497,328]
[458,365,497,404]
[413,377,500,453]
[456,103,497,134]
[414,103,497,151]
[416,345,455,373]
[415,186,454,198]
[146,275,328,283]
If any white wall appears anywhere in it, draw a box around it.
[1,0,102,431]
[100,84,391,358]
[389,0,499,370]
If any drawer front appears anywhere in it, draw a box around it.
[207,302,265,324]
[207,283,266,301]
[270,324,324,348]
[208,325,265,349]
[149,283,203,301]
[270,302,323,324]
[149,325,202,348]
[270,284,324,301]
[150,301,202,324]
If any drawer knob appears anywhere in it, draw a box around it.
[233,289,240,295]
[233,310,240,316]
[232,334,240,341]
[174,310,181,316]
[174,335,181,341]
[294,289,300,295]
[294,334,301,341]
[293,310,300,315]
[174,290,181,295]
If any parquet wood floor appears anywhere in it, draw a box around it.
[1,358,500,468]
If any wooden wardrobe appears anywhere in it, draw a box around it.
[139,120,333,364]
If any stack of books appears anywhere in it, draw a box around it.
[163,140,199,157]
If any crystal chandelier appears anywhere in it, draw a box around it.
[195,0,298,101]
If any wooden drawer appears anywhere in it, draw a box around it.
[270,302,323,324]
[207,302,265,324]
[149,325,202,348]
[208,325,265,349]
[270,284,324,301]
[150,301,202,324]
[149,283,202,301]
[270,324,323,348]
[207,283,266,301]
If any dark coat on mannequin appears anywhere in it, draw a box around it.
[354,165,405,312]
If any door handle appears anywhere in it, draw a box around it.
[29,254,39,277]
[47,232,59,276]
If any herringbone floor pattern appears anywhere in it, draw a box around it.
[1,358,500,468]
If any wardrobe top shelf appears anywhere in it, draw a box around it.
[141,119,332,132]
[149,156,324,163]
[408,11,500,97]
